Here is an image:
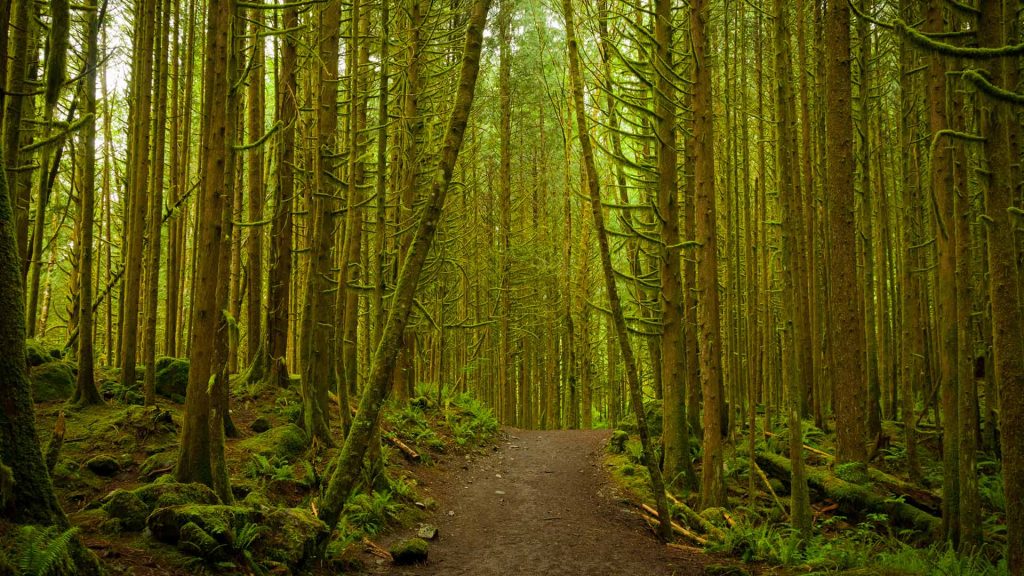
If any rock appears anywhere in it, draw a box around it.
[417,524,438,540]
[154,357,189,400]
[608,430,629,454]
[250,416,272,433]
[139,451,177,480]
[256,507,329,567]
[25,339,56,367]
[85,454,121,477]
[147,504,255,545]
[29,361,76,402]
[101,489,149,531]
[177,521,225,559]
[389,538,428,565]
[239,423,308,461]
[133,481,221,510]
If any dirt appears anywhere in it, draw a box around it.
[376,428,706,576]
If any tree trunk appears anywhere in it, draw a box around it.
[318,0,491,534]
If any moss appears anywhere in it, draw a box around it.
[29,361,76,402]
[389,537,428,565]
[608,430,629,454]
[177,521,224,559]
[154,357,189,400]
[25,339,55,367]
[618,399,664,438]
[239,423,308,461]
[84,454,120,477]
[101,489,149,531]
[133,482,221,510]
[140,451,177,480]
[147,504,255,546]
[256,507,328,567]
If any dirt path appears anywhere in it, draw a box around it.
[382,429,705,576]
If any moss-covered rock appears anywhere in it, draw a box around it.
[25,339,55,367]
[256,507,328,567]
[250,416,271,433]
[177,521,225,559]
[133,481,221,510]
[155,357,189,400]
[85,454,121,477]
[101,489,149,531]
[139,451,177,480]
[239,424,308,461]
[29,361,75,402]
[389,538,428,565]
[608,430,629,454]
[147,504,255,546]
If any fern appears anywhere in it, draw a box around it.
[15,526,78,576]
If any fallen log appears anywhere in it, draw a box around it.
[754,451,940,537]
[760,433,942,516]
[639,504,708,545]
[665,492,726,540]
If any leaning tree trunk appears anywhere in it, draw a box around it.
[562,0,673,541]
[317,0,492,535]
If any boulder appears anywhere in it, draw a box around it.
[389,538,428,565]
[250,416,272,433]
[608,430,629,454]
[25,339,55,367]
[133,481,221,510]
[177,521,226,559]
[239,424,308,461]
[147,504,255,546]
[155,357,189,400]
[255,507,328,567]
[29,361,75,402]
[85,454,121,477]
[101,489,149,531]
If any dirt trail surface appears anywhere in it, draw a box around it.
[383,428,704,576]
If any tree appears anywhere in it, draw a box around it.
[825,0,867,468]
[175,0,235,503]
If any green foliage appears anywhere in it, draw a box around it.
[13,526,78,576]
[345,490,400,536]
[243,454,294,482]
[387,405,444,451]
[444,392,498,446]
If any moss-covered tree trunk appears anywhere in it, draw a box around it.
[175,0,235,504]
[562,0,672,540]
[317,0,492,535]
[977,0,1024,569]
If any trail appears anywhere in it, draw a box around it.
[379,429,705,576]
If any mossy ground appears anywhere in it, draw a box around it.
[18,363,499,576]
[604,410,1008,576]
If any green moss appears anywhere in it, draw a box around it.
[239,423,308,461]
[29,361,76,402]
[25,339,55,367]
[133,482,221,510]
[147,504,255,546]
[256,507,328,567]
[177,521,224,559]
[140,451,177,480]
[101,489,149,531]
[389,537,428,565]
[608,430,629,454]
[154,357,189,400]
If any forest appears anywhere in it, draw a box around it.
[0,0,1022,572]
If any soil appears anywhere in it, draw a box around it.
[376,428,706,576]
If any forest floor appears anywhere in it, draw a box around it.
[371,428,707,576]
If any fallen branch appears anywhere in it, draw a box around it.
[665,492,725,540]
[640,503,708,545]
[752,460,789,519]
[361,537,393,561]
